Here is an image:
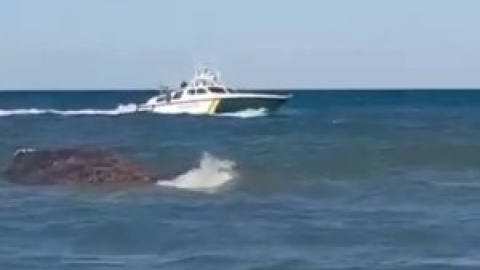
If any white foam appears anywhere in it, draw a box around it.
[0,104,138,117]
[217,108,269,119]
[0,108,46,116]
[49,103,138,116]
[14,148,37,156]
[156,152,237,193]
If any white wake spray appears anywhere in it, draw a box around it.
[0,108,46,116]
[217,108,269,119]
[156,152,237,193]
[0,104,138,117]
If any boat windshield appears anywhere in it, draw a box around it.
[209,87,226,94]
[172,91,182,99]
[197,88,207,94]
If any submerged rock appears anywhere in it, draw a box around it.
[3,147,156,186]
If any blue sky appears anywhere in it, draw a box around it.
[1,0,479,89]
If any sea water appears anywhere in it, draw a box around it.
[1,90,480,269]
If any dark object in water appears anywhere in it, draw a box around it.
[3,147,157,186]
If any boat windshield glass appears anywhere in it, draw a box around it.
[172,91,182,99]
[197,88,207,94]
[209,87,226,94]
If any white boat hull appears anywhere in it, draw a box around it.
[139,99,214,115]
[138,95,290,115]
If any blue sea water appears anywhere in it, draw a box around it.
[1,90,480,269]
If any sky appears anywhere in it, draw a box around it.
[0,0,479,90]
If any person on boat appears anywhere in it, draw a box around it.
[166,91,172,103]
[180,81,187,89]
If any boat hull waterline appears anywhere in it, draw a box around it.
[138,95,290,115]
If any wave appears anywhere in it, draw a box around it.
[0,104,138,117]
[156,152,237,193]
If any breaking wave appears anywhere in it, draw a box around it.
[0,104,138,117]
[156,152,237,193]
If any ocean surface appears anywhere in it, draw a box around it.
[1,90,480,269]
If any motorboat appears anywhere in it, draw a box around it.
[137,65,292,115]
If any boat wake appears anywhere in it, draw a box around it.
[0,104,138,117]
[217,108,269,119]
[156,152,237,193]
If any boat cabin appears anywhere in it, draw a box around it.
[152,66,233,103]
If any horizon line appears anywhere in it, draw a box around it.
[1,87,480,92]
[0,87,480,93]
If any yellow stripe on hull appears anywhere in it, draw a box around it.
[208,99,220,115]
